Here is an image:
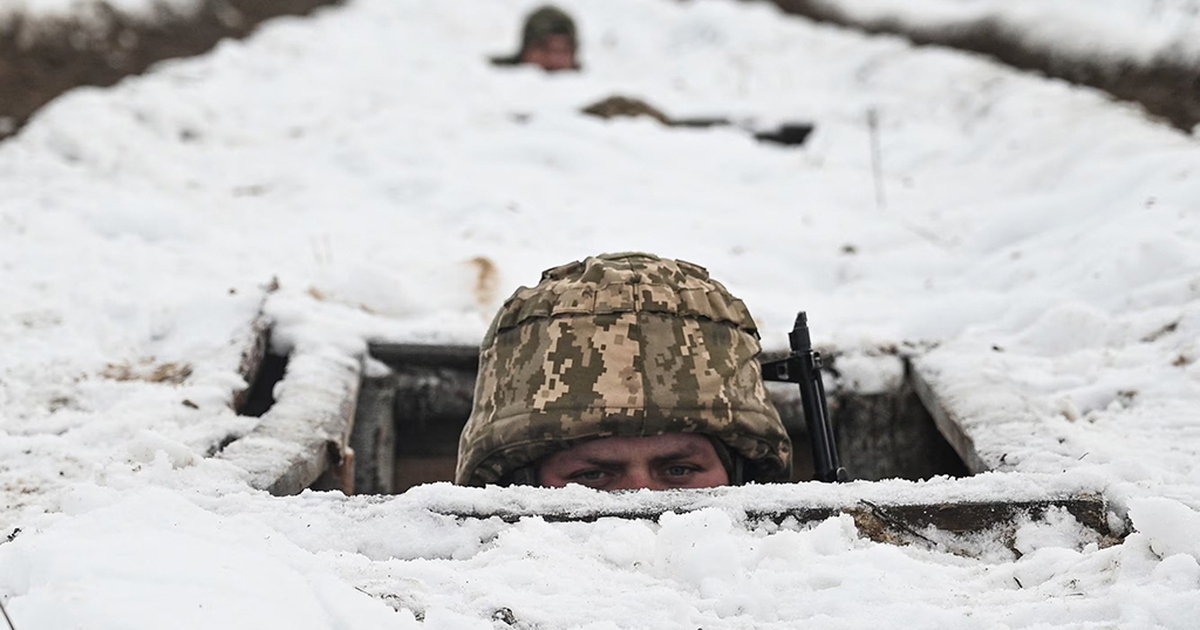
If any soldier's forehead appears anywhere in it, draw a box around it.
[543,433,717,462]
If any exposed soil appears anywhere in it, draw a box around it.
[0,0,344,140]
[762,0,1200,133]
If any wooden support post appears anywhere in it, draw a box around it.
[351,372,398,494]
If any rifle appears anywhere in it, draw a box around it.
[761,312,849,482]
[0,597,16,630]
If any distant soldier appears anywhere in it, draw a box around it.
[491,5,580,72]
[456,252,792,490]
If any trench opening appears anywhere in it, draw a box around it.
[237,352,288,418]
[351,344,968,495]
[789,362,970,483]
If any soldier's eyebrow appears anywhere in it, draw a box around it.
[576,457,626,468]
[649,445,710,465]
[573,444,709,468]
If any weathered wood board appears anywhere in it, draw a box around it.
[424,489,1121,555]
[218,347,363,495]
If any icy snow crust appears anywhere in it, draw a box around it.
[1,0,1200,627]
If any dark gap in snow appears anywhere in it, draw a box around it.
[351,343,969,495]
[205,433,240,458]
[237,352,288,418]
[351,344,477,494]
[766,350,969,483]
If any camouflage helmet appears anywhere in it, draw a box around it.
[456,252,792,486]
[519,5,578,55]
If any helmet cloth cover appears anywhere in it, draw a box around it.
[455,252,792,486]
[490,5,579,67]
[519,5,578,56]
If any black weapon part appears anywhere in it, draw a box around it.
[0,597,17,630]
[761,311,849,483]
[753,123,815,146]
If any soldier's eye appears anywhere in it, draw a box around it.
[572,469,606,482]
[664,465,695,477]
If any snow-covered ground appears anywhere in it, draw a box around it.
[1,0,1200,627]
[0,0,199,21]
[6,0,1200,67]
[811,0,1200,65]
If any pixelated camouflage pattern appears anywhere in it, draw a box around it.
[456,252,792,486]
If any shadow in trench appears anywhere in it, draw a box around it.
[351,343,968,495]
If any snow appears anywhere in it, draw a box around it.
[815,0,1200,65]
[0,0,198,21]
[7,0,1199,84]
[2,483,1197,629]
[1,0,1199,627]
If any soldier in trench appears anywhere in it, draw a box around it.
[455,252,792,490]
[489,6,818,148]
[490,4,580,72]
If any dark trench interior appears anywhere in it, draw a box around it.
[237,352,289,418]
[350,344,968,495]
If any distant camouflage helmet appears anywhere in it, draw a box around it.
[456,252,792,486]
[519,5,578,54]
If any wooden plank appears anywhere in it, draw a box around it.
[218,349,363,495]
[847,496,1113,538]
[369,343,479,371]
[434,494,1118,551]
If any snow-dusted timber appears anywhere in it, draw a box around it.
[218,345,361,495]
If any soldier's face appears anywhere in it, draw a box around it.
[521,34,576,72]
[539,433,730,490]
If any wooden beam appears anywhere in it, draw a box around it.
[434,493,1118,551]
[369,343,479,371]
[218,349,363,495]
